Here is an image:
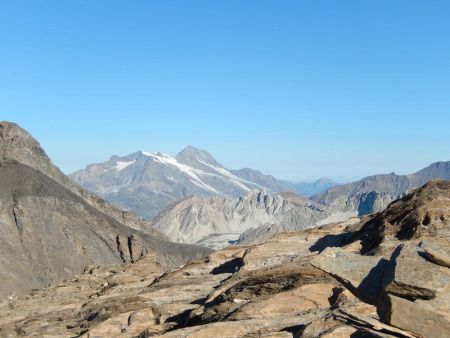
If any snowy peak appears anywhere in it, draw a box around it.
[71,146,291,220]
[176,145,221,167]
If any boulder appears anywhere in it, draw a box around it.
[421,238,450,268]
[383,243,450,300]
[311,247,386,303]
[383,294,450,338]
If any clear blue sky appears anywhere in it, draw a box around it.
[1,1,449,181]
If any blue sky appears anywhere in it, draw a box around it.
[1,1,449,181]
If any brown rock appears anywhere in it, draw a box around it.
[384,294,450,338]
[384,243,450,300]
[230,283,335,320]
[311,247,386,303]
[350,180,450,254]
[421,238,450,268]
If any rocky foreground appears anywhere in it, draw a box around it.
[1,181,450,337]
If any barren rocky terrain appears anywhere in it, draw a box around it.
[1,180,449,337]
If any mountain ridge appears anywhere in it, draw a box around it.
[312,160,450,217]
[293,177,338,197]
[151,188,327,249]
[70,146,294,219]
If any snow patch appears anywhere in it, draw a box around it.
[114,160,136,172]
[197,159,252,191]
[142,151,219,193]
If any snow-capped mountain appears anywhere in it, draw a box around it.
[70,146,293,219]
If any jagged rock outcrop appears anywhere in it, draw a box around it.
[70,146,294,219]
[151,190,328,248]
[0,122,211,298]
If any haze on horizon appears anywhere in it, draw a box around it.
[1,1,449,182]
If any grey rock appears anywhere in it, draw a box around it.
[384,294,450,338]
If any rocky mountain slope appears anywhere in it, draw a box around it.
[151,190,327,249]
[312,161,450,218]
[0,122,211,298]
[70,146,294,219]
[1,180,448,337]
[293,177,338,197]
[0,121,159,236]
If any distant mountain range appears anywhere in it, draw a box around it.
[312,161,450,216]
[151,161,450,248]
[292,177,338,197]
[70,146,294,219]
[71,144,450,249]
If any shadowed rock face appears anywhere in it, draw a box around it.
[351,180,450,254]
[1,181,448,337]
[0,122,211,298]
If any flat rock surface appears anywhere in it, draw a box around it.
[421,238,450,268]
[384,243,450,300]
[311,247,385,303]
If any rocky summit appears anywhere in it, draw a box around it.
[1,180,449,337]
